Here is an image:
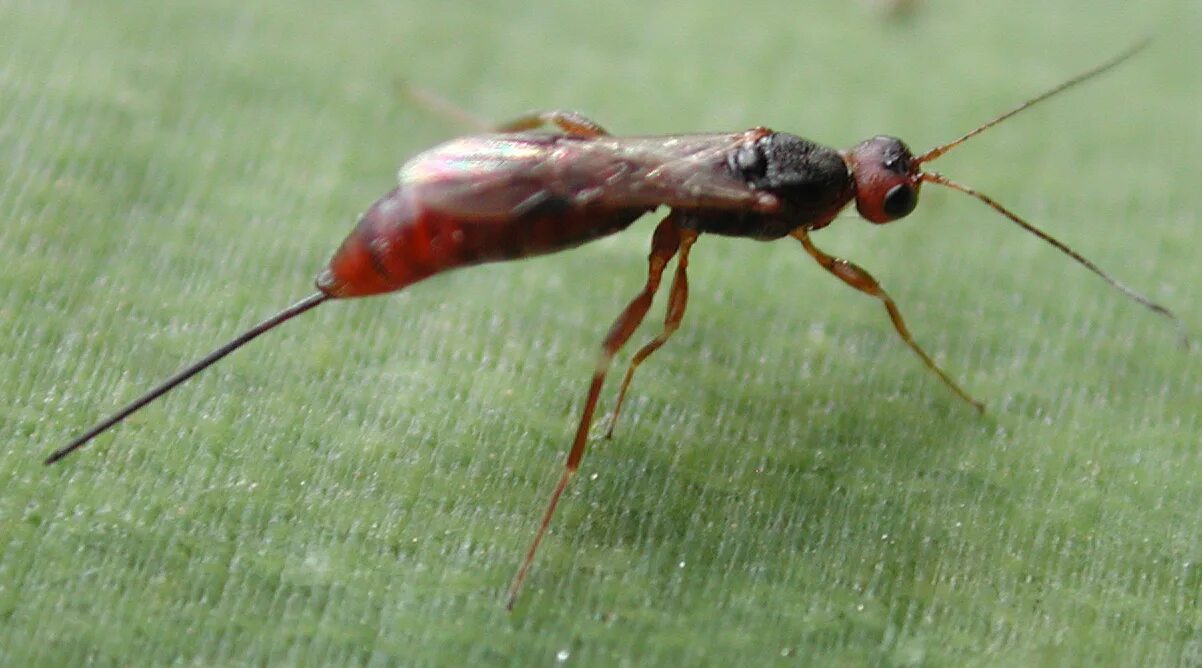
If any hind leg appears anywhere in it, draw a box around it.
[494,110,610,137]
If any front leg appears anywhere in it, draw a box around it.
[792,228,984,413]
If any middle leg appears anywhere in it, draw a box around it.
[506,213,683,609]
[606,229,699,438]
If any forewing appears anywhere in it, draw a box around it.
[400,133,770,220]
[399,136,567,220]
[583,134,774,212]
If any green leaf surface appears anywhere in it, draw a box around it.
[3,1,1200,664]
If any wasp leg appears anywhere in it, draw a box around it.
[507,214,682,610]
[399,82,494,132]
[606,229,699,438]
[399,84,609,138]
[792,228,985,413]
[495,110,610,137]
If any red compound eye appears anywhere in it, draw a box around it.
[882,183,918,218]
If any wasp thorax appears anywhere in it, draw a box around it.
[844,135,921,224]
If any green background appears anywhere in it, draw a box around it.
[3,0,1200,664]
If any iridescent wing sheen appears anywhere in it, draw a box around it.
[399,132,776,221]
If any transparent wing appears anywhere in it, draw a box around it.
[400,132,776,221]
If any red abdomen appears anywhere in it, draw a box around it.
[318,184,645,298]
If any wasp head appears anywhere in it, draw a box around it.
[843,135,921,224]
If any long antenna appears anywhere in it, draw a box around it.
[919,172,1188,346]
[918,39,1150,164]
[45,292,329,465]
[908,40,1187,345]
